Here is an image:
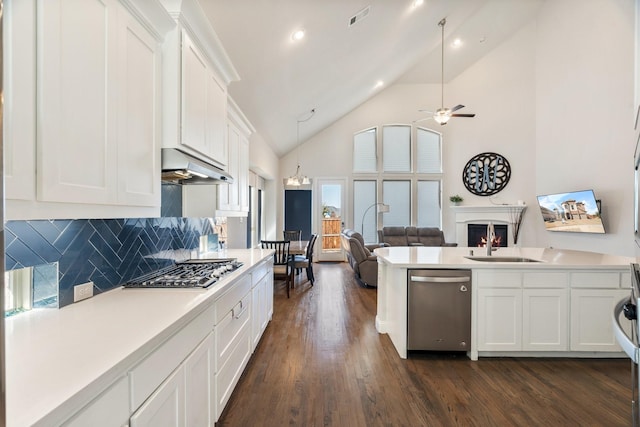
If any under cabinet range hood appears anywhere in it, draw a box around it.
[161,148,233,184]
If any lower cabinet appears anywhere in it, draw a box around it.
[62,376,130,427]
[251,260,273,351]
[130,365,185,427]
[476,269,626,354]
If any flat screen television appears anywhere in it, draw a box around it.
[536,189,605,234]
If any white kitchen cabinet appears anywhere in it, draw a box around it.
[214,274,252,419]
[477,288,522,351]
[5,0,169,219]
[251,260,273,351]
[217,101,251,216]
[522,288,568,351]
[181,29,227,165]
[62,376,129,427]
[185,332,215,427]
[130,365,185,427]
[570,288,629,351]
[161,0,237,169]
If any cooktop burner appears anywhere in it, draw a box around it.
[123,259,243,289]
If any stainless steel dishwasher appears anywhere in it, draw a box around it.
[407,269,472,352]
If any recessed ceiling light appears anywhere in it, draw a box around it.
[291,29,305,41]
[412,0,424,8]
[452,38,463,48]
[374,80,384,89]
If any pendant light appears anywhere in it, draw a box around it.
[287,108,316,186]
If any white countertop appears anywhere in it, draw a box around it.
[6,248,273,427]
[374,246,635,269]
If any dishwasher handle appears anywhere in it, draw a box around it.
[613,296,639,363]
[410,276,470,283]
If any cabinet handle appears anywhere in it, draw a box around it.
[233,300,248,319]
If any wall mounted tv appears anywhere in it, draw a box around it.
[536,189,605,234]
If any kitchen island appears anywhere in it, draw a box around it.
[375,246,634,360]
[6,248,274,427]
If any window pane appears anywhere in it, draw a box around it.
[417,180,441,228]
[353,181,377,243]
[383,181,410,226]
[416,128,441,173]
[353,128,377,172]
[382,125,410,172]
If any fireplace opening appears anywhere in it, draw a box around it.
[468,224,508,247]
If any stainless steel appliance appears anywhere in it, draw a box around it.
[613,263,640,426]
[123,259,243,289]
[407,269,471,352]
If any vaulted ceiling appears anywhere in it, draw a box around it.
[200,0,543,157]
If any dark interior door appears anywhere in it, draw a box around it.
[285,190,312,240]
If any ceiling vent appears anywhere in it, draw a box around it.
[348,6,370,27]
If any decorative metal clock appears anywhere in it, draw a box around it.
[462,152,511,196]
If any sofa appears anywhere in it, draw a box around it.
[378,226,457,247]
[340,229,383,287]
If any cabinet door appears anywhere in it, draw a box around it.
[4,0,36,201]
[570,288,629,351]
[477,288,522,351]
[218,122,240,211]
[184,333,214,427]
[38,0,118,204]
[238,134,250,212]
[130,366,185,427]
[523,289,568,351]
[116,7,160,207]
[182,30,211,158]
[207,71,228,166]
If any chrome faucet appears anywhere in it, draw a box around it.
[486,222,496,256]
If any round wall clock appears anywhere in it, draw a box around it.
[462,152,511,196]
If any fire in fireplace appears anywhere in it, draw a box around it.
[468,224,508,247]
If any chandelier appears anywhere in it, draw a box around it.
[287,109,316,186]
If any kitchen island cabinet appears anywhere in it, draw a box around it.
[6,249,273,427]
[375,246,633,360]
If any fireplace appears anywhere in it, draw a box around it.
[468,224,508,247]
[451,205,525,247]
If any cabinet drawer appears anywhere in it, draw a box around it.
[215,324,251,419]
[523,272,568,288]
[252,261,269,286]
[216,275,252,324]
[476,271,522,288]
[129,305,215,410]
[570,271,621,288]
[216,292,251,371]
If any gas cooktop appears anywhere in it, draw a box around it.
[123,259,243,289]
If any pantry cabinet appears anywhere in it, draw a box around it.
[4,0,172,219]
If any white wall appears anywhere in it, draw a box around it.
[535,0,635,255]
[277,0,636,256]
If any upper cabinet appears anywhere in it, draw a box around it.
[4,0,174,220]
[160,0,239,169]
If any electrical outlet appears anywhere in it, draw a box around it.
[74,282,94,303]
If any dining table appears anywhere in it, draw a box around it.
[289,240,309,255]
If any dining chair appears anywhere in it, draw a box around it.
[292,233,318,286]
[261,240,294,298]
[283,230,302,241]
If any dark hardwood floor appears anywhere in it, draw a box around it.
[217,262,633,426]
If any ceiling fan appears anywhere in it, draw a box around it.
[416,18,475,126]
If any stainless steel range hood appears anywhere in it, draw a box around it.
[161,148,233,184]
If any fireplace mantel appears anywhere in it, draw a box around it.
[451,204,526,246]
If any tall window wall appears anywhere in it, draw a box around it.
[353,125,442,242]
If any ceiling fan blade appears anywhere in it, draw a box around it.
[417,108,434,113]
[451,113,476,118]
[412,116,434,123]
[450,104,465,112]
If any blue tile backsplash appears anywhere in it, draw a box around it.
[5,217,214,308]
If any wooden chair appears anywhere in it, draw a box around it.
[292,233,318,286]
[261,240,294,298]
[283,230,302,241]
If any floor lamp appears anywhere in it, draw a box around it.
[361,203,390,237]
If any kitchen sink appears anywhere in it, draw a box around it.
[464,256,543,263]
